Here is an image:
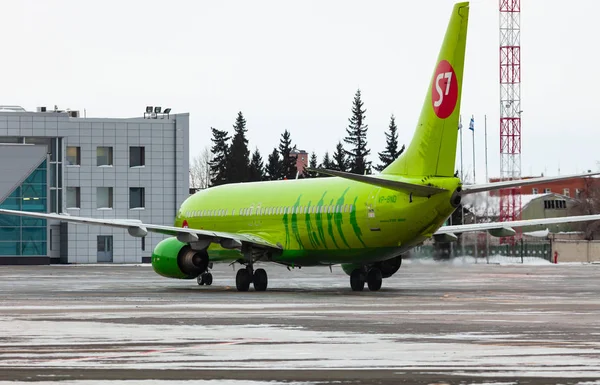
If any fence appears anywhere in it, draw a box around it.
[411,237,552,263]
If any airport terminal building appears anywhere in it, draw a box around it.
[0,106,189,265]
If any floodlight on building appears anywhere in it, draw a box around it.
[154,106,162,114]
[146,106,153,113]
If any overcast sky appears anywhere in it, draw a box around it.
[2,0,598,182]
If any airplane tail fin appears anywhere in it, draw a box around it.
[381,2,469,178]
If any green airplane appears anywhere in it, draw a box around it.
[3,1,600,292]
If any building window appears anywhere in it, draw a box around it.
[97,187,113,209]
[544,188,551,193]
[564,188,570,197]
[576,188,582,198]
[544,199,567,210]
[97,146,113,166]
[130,146,145,167]
[532,188,538,194]
[66,187,81,208]
[66,146,81,166]
[129,187,145,209]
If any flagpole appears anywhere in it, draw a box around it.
[460,114,463,181]
[459,114,464,258]
[471,114,477,262]
[472,115,476,184]
[484,114,489,264]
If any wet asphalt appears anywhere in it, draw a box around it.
[1,258,600,384]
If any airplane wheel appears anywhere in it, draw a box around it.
[197,274,205,286]
[203,272,213,286]
[367,268,383,291]
[253,268,268,291]
[350,269,366,291]
[236,268,252,292]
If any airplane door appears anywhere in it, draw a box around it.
[366,187,381,232]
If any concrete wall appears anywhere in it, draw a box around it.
[552,240,600,263]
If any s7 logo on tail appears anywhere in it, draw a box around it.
[431,60,458,119]
[434,72,452,107]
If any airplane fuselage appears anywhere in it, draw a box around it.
[175,175,461,266]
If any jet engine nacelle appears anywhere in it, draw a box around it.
[152,237,209,279]
[341,255,402,279]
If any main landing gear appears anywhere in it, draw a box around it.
[236,265,268,292]
[197,271,213,286]
[350,267,383,292]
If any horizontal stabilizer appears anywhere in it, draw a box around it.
[306,168,447,197]
[435,214,600,235]
[463,172,600,195]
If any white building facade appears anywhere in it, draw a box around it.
[0,106,189,264]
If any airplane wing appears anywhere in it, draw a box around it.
[0,209,281,251]
[305,168,447,197]
[434,214,600,236]
[462,172,600,194]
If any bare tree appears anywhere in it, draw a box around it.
[569,177,600,239]
[190,146,212,190]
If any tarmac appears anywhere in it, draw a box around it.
[1,257,600,384]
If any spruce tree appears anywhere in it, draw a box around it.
[305,152,319,178]
[227,111,250,183]
[344,89,371,174]
[332,141,348,172]
[278,129,297,179]
[208,127,230,186]
[320,152,333,177]
[249,148,265,182]
[266,148,282,180]
[375,114,405,172]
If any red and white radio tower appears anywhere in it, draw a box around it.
[499,0,521,238]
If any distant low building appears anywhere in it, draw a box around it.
[291,149,308,176]
[519,193,578,233]
[488,175,600,198]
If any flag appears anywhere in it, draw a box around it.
[469,116,475,131]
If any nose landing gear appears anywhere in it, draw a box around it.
[197,271,213,286]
